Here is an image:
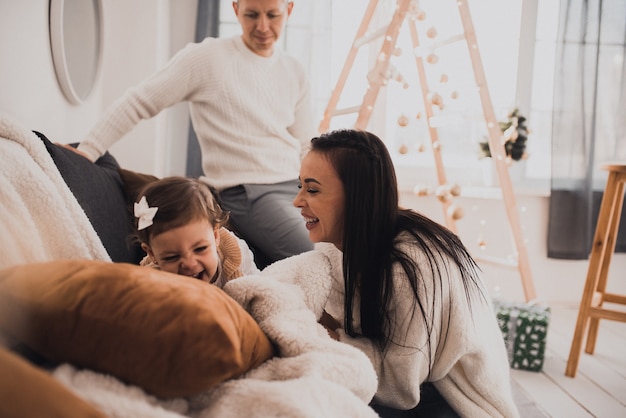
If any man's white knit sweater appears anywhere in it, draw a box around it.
[316,241,520,418]
[78,36,316,190]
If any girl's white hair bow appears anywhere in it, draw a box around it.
[134,196,158,231]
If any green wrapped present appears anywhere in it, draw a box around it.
[492,300,550,372]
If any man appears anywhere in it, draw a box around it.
[71,0,315,268]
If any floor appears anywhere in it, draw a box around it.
[510,303,626,417]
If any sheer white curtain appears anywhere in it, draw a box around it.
[547,0,626,259]
[282,0,332,126]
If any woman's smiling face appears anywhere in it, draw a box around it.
[293,151,345,250]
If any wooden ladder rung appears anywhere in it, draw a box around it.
[413,33,465,56]
[603,293,626,305]
[331,105,363,117]
[588,307,626,322]
[474,254,519,270]
[354,26,389,48]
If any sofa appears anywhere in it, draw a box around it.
[0,113,378,417]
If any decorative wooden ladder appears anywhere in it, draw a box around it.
[319,0,537,302]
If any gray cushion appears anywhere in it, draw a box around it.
[34,131,142,264]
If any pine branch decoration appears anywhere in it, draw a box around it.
[479,108,529,161]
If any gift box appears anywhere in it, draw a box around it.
[492,300,550,372]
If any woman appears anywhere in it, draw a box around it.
[294,129,519,417]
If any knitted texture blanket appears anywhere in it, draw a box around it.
[52,251,379,417]
[0,113,110,269]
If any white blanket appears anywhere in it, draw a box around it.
[52,251,379,418]
[0,113,379,417]
[0,112,110,268]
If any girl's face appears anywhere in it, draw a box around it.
[293,151,345,250]
[142,219,221,283]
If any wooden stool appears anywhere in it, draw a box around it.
[565,163,626,377]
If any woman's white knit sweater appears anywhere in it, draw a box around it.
[78,36,316,190]
[316,241,520,418]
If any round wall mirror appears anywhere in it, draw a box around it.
[50,0,103,105]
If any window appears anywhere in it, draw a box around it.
[219,0,559,194]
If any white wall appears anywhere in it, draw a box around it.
[401,190,626,304]
[1,1,624,305]
[0,1,100,138]
[0,0,196,175]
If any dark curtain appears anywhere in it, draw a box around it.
[547,0,626,259]
[185,0,220,178]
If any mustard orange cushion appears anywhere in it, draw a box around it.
[0,345,107,418]
[0,260,274,398]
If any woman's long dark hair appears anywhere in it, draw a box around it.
[310,129,484,365]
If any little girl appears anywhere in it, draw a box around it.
[132,176,258,287]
